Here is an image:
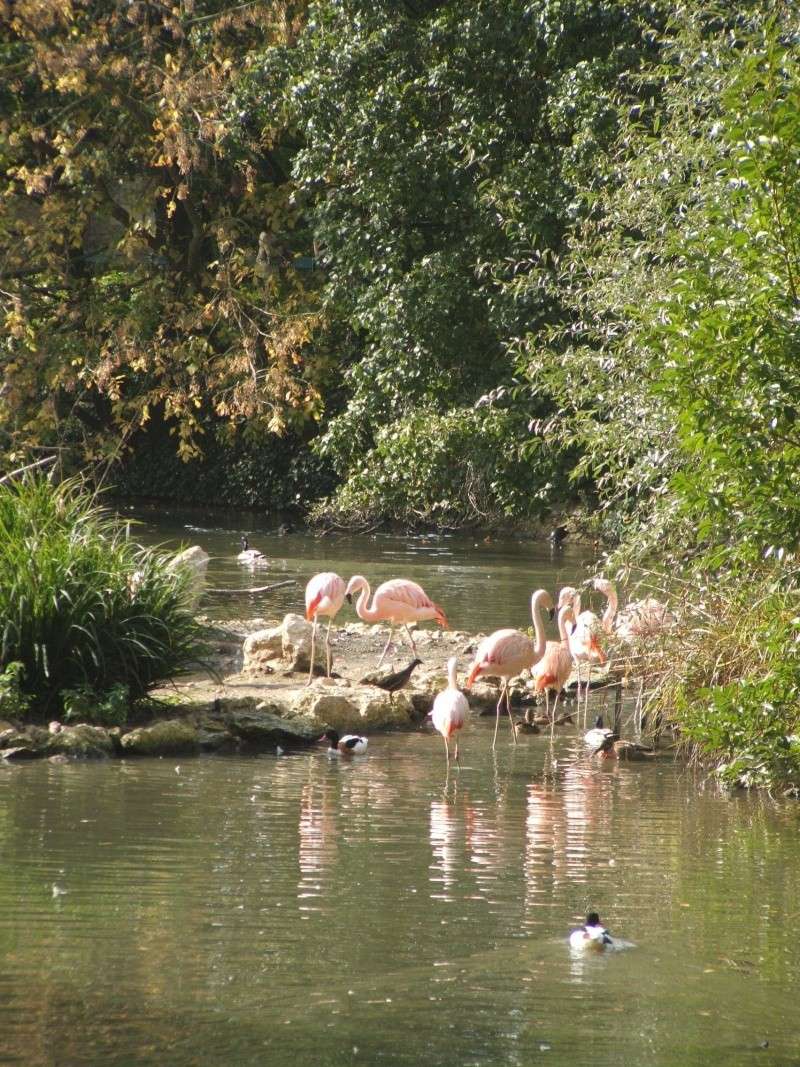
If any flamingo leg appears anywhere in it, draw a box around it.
[552,688,561,730]
[492,684,506,750]
[506,686,517,745]
[324,616,334,678]
[402,623,418,656]
[454,738,460,765]
[377,625,395,667]
[306,616,318,686]
[442,734,450,767]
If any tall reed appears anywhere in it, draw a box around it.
[0,475,207,718]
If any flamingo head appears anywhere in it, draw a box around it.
[434,604,448,629]
[240,536,249,550]
[557,585,578,609]
[344,574,368,605]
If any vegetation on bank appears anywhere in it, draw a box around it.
[0,476,207,723]
[2,1,800,786]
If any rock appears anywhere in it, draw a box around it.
[290,686,413,731]
[281,613,322,673]
[194,717,237,752]
[2,746,41,761]
[47,723,114,759]
[120,719,200,756]
[167,545,210,610]
[466,681,501,713]
[224,705,318,747]
[242,625,283,673]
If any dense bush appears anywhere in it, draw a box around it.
[640,567,800,792]
[0,476,207,720]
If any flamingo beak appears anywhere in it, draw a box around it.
[345,593,353,605]
[547,607,556,621]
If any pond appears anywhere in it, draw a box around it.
[1,508,799,1066]
[120,502,596,631]
[2,732,799,1066]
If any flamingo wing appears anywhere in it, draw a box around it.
[305,572,346,619]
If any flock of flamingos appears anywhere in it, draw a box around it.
[299,568,674,766]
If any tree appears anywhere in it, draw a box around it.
[0,0,322,472]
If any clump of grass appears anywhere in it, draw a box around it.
[0,474,207,721]
[630,566,800,792]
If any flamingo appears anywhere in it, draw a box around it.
[466,588,554,749]
[430,657,469,767]
[345,575,448,666]
[305,572,346,684]
[532,602,575,725]
[562,578,616,718]
[615,595,674,642]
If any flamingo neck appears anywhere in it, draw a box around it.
[446,658,459,689]
[601,585,618,634]
[352,579,378,622]
[557,604,574,644]
[530,590,550,660]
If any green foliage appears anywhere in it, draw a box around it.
[317,404,571,528]
[645,566,800,792]
[274,0,662,523]
[0,662,31,719]
[0,475,207,718]
[62,683,130,728]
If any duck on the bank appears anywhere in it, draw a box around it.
[365,658,423,701]
[569,912,613,951]
[318,729,368,755]
[237,536,267,565]
[584,715,616,755]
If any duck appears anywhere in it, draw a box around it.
[603,738,657,761]
[318,729,368,755]
[569,912,613,951]
[237,536,267,565]
[584,715,616,755]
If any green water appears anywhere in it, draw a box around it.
[121,502,594,632]
[1,735,799,1066]
[2,514,799,1065]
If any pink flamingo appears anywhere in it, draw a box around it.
[561,578,616,718]
[430,656,469,767]
[532,602,575,724]
[305,572,346,684]
[466,588,554,748]
[345,575,448,666]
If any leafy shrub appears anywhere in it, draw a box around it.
[314,405,571,529]
[641,566,800,791]
[0,475,207,719]
[0,662,31,719]
[62,683,130,728]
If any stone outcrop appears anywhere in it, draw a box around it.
[167,545,210,610]
[242,625,283,673]
[47,723,114,759]
[281,613,316,672]
[119,719,200,756]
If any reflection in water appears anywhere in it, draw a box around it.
[2,729,800,1067]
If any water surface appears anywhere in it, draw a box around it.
[122,502,595,631]
[1,728,799,1066]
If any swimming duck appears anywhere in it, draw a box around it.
[318,729,368,755]
[569,912,613,951]
[237,536,267,565]
[584,715,616,755]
